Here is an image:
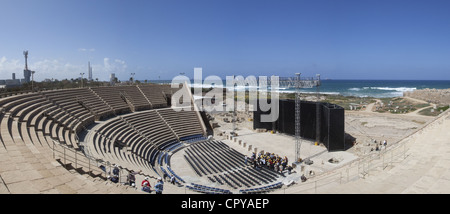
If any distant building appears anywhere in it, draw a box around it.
[23,69,31,83]
[0,51,35,89]
[110,73,116,86]
[23,50,32,83]
[88,61,93,82]
[0,78,22,89]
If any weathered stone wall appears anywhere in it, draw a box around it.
[404,88,450,105]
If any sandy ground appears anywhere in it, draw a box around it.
[177,101,436,186]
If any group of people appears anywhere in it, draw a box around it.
[371,139,388,152]
[245,151,292,174]
[104,164,165,194]
[140,176,164,194]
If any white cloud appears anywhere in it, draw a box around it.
[0,56,23,79]
[103,57,128,76]
[78,48,96,52]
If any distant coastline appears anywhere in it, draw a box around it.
[153,79,450,99]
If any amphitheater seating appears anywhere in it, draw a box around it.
[186,183,232,194]
[181,134,207,143]
[2,84,290,194]
[115,86,152,111]
[121,110,177,150]
[89,117,157,176]
[91,87,132,114]
[1,101,134,193]
[41,89,98,135]
[138,85,168,108]
[239,182,283,194]
[45,88,114,120]
[89,107,206,179]
[157,108,205,140]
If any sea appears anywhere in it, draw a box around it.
[148,79,450,98]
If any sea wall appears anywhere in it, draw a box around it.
[404,88,450,105]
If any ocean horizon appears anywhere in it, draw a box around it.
[145,79,450,98]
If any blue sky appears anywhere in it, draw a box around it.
[1,0,450,81]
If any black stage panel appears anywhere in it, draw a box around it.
[252,99,274,131]
[253,99,345,152]
[324,103,345,151]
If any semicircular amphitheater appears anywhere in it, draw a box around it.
[2,83,450,194]
[0,84,284,194]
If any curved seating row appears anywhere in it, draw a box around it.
[115,86,152,111]
[157,108,204,139]
[90,87,132,115]
[0,91,92,149]
[186,183,232,194]
[89,108,206,179]
[89,118,156,176]
[138,85,168,108]
[239,182,283,194]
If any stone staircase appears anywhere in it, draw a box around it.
[0,132,145,194]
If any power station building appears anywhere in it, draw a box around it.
[0,50,34,89]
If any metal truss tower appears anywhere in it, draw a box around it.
[294,73,302,162]
[278,74,321,163]
[227,74,321,162]
[316,74,321,146]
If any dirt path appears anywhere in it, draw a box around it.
[364,99,380,112]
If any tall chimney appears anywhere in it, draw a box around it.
[88,61,92,81]
[23,50,28,70]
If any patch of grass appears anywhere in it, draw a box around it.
[412,120,426,124]
[418,105,450,116]
[375,97,430,114]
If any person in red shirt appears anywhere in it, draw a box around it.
[141,177,152,193]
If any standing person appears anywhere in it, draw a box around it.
[155,177,164,194]
[112,164,120,177]
[170,175,176,185]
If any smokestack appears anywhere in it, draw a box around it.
[88,61,93,81]
[23,50,31,83]
[23,50,28,70]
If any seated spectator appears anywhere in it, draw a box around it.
[301,174,307,182]
[155,177,164,194]
[108,175,119,183]
[141,177,152,193]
